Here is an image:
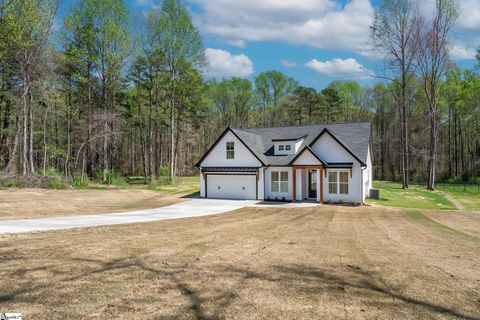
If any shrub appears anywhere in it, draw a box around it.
[159,166,170,176]
[339,199,344,204]
[41,167,63,178]
[73,175,90,188]
[105,171,128,186]
[50,178,68,189]
[2,181,14,188]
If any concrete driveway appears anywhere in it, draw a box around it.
[0,198,259,234]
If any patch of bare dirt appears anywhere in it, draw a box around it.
[0,205,478,319]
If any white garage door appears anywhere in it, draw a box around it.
[206,174,257,200]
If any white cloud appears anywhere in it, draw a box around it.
[305,58,373,79]
[450,44,477,60]
[191,0,374,56]
[281,59,298,68]
[420,0,479,60]
[457,0,480,31]
[205,48,254,79]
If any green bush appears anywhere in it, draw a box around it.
[105,171,128,186]
[50,178,68,189]
[73,175,90,188]
[41,167,63,177]
[2,181,14,188]
[159,166,170,176]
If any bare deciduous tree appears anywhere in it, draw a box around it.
[371,0,422,188]
[418,0,460,190]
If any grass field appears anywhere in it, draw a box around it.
[0,176,199,220]
[436,183,480,211]
[367,181,457,210]
[0,205,479,319]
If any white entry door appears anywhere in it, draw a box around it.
[206,174,257,200]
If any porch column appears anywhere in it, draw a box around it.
[320,167,324,204]
[316,168,320,202]
[296,169,303,201]
[292,167,296,202]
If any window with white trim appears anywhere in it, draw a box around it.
[339,172,349,194]
[328,171,349,194]
[226,142,234,159]
[279,145,284,151]
[271,171,288,193]
[285,145,291,151]
[328,172,338,194]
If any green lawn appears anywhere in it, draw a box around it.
[85,176,200,196]
[436,183,480,211]
[147,176,199,195]
[367,181,456,210]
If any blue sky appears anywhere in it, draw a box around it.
[60,0,480,89]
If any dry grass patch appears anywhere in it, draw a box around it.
[0,189,186,220]
[0,205,479,319]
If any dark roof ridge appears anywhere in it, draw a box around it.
[231,121,371,130]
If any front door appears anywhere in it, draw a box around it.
[308,170,317,199]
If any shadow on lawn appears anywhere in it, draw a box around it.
[180,191,200,199]
[0,257,478,320]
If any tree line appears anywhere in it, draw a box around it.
[0,0,478,188]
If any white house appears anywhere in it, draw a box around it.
[196,122,373,204]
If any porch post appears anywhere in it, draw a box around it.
[292,167,297,202]
[316,168,320,202]
[320,167,324,204]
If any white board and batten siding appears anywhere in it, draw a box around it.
[199,130,264,200]
[311,133,364,203]
[292,149,322,166]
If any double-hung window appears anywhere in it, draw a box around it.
[271,171,288,193]
[328,172,338,194]
[226,142,234,159]
[328,171,349,194]
[339,172,349,194]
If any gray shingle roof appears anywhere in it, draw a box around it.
[231,122,371,166]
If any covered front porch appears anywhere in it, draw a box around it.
[292,166,324,203]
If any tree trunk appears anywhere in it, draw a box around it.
[42,104,49,174]
[28,84,35,174]
[5,110,20,174]
[427,108,437,190]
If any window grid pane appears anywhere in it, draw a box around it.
[272,171,279,181]
[339,172,348,194]
[279,145,284,151]
[339,183,348,194]
[329,183,337,194]
[272,181,279,193]
[329,172,337,183]
[280,182,288,193]
[328,172,338,194]
[280,171,288,182]
[285,145,291,151]
[226,142,234,159]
